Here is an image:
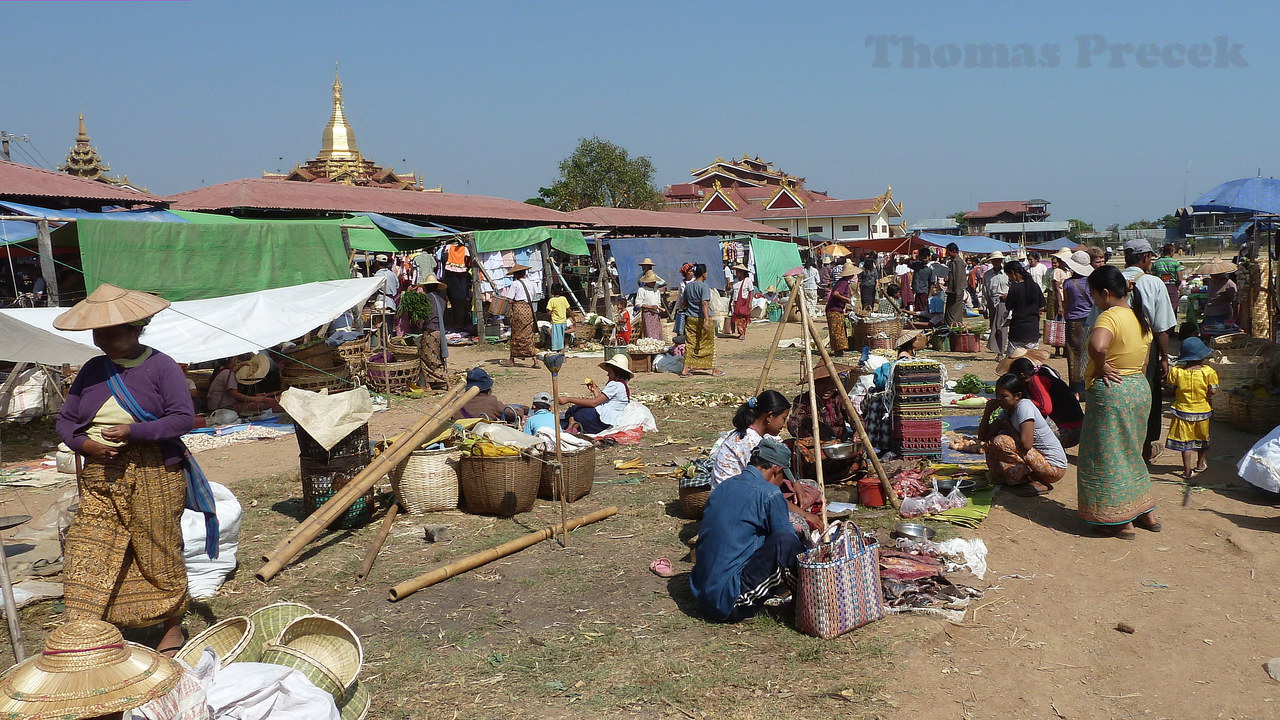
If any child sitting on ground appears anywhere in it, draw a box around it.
[1165,337,1218,479]
[523,392,557,435]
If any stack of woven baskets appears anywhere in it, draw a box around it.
[175,602,369,719]
[853,316,901,351]
[364,350,419,394]
[1208,333,1278,422]
[280,341,353,393]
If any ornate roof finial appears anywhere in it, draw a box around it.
[76,113,89,142]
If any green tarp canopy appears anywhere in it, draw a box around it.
[472,227,588,256]
[168,210,431,253]
[749,237,802,293]
[76,218,350,301]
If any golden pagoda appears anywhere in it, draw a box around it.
[265,69,426,190]
[59,114,140,190]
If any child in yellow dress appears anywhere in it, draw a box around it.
[1164,337,1218,479]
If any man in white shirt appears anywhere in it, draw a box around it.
[1122,238,1178,461]
[801,259,820,317]
[982,252,1010,358]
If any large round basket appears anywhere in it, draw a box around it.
[1208,351,1268,392]
[538,446,597,502]
[388,336,424,361]
[365,357,419,393]
[260,615,363,703]
[950,333,981,353]
[283,365,354,393]
[175,616,254,668]
[393,446,461,514]
[245,602,315,661]
[339,680,371,720]
[853,317,901,347]
[679,484,712,520]
[1210,333,1264,352]
[458,451,542,516]
[335,337,371,377]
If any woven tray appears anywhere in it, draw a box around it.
[538,446,597,502]
[393,447,461,514]
[458,451,542,516]
[266,615,363,701]
[245,602,315,661]
[176,616,254,668]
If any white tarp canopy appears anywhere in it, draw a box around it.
[0,277,382,365]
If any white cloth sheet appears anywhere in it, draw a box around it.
[0,277,382,364]
[1239,425,1280,493]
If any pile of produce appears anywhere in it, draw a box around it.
[628,338,668,354]
[952,373,994,394]
[633,391,750,408]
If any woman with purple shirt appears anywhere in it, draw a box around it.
[1058,250,1096,397]
[54,284,200,656]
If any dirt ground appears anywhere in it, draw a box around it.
[3,314,1279,720]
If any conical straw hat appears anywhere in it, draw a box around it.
[0,620,182,720]
[53,283,170,331]
[1197,260,1237,275]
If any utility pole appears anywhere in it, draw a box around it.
[0,132,30,162]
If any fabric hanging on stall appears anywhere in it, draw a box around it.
[609,237,726,295]
[750,237,803,294]
[478,248,544,301]
[472,227,589,256]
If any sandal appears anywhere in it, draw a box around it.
[1093,525,1136,540]
[1135,514,1163,533]
[649,557,677,578]
[706,369,725,377]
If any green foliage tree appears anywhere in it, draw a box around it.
[948,210,969,234]
[1159,213,1181,230]
[1123,219,1159,230]
[1066,218,1094,240]
[528,137,664,211]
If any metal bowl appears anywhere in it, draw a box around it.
[934,477,958,494]
[821,442,856,460]
[892,522,936,541]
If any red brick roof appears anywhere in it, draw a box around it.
[965,201,1031,219]
[167,177,573,224]
[0,160,165,206]
[566,206,786,236]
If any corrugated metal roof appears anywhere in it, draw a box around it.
[566,206,786,235]
[167,177,574,224]
[984,221,1071,233]
[0,160,165,205]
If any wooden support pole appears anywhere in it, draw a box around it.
[355,504,399,582]
[388,506,618,601]
[551,370,569,547]
[799,306,829,531]
[35,219,58,307]
[257,382,477,582]
[755,275,801,395]
[798,300,901,511]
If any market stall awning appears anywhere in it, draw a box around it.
[471,227,589,256]
[608,236,725,294]
[1191,177,1280,215]
[749,237,802,293]
[917,232,1018,255]
[73,218,351,301]
[1026,238,1081,252]
[842,235,940,254]
[0,277,382,365]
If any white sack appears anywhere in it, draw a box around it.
[200,659,339,720]
[182,482,241,599]
[1239,425,1280,493]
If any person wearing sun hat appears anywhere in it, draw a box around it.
[0,619,201,720]
[454,367,522,422]
[1199,258,1238,332]
[635,269,665,341]
[637,257,667,288]
[559,354,633,434]
[207,353,283,416]
[824,262,860,356]
[981,251,1011,359]
[500,263,539,368]
[53,284,218,658]
[728,263,753,341]
[1164,337,1219,480]
[1052,249,1095,396]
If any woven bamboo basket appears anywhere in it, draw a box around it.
[458,451,542,516]
[1228,392,1253,431]
[365,357,419,393]
[950,333,981,353]
[335,337,370,377]
[679,484,712,520]
[244,602,315,661]
[175,616,254,668]
[1210,333,1264,352]
[260,615,363,703]
[538,446,597,502]
[388,336,424,361]
[186,369,214,397]
[1208,351,1269,391]
[282,366,353,393]
[853,317,900,347]
[393,446,461,514]
[339,679,371,720]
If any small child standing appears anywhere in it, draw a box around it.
[1165,337,1219,479]
[546,285,570,351]
[613,296,632,345]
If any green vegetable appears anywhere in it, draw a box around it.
[953,373,988,394]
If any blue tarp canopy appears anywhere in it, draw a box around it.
[358,212,453,238]
[1026,238,1079,252]
[1191,178,1280,215]
[917,231,1018,255]
[0,201,190,247]
[608,236,725,295]
[1234,220,1276,243]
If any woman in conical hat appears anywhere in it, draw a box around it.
[559,354,634,435]
[53,284,214,656]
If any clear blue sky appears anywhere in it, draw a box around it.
[3,0,1274,229]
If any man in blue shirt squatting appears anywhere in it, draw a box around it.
[690,438,805,622]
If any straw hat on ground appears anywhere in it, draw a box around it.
[996,347,1052,374]
[52,283,170,332]
[235,352,271,385]
[600,353,634,379]
[1198,260,1238,275]
[839,264,862,278]
[418,274,446,292]
[0,620,182,720]
[639,270,662,284]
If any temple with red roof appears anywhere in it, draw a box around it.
[662,154,903,241]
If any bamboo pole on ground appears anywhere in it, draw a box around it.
[755,276,801,395]
[258,382,476,582]
[799,305,829,531]
[798,301,900,511]
[389,506,618,601]
[355,504,399,582]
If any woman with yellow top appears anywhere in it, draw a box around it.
[1078,266,1160,538]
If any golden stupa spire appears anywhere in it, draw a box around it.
[76,113,89,142]
[320,63,359,159]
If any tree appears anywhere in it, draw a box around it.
[1066,218,1094,241]
[1159,213,1180,230]
[1123,219,1159,230]
[948,210,969,234]
[529,136,664,211]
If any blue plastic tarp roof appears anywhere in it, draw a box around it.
[358,212,452,238]
[917,232,1018,254]
[1191,178,1280,215]
[1026,238,1079,252]
[0,217,38,245]
[0,201,190,246]
[608,236,725,295]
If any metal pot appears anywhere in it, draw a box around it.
[892,522,937,541]
[821,442,856,460]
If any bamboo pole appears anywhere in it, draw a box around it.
[798,301,900,510]
[551,370,569,547]
[257,383,476,582]
[755,276,801,395]
[798,304,829,531]
[355,504,399,582]
[389,506,618,601]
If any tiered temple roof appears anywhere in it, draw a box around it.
[264,70,427,191]
[58,115,139,190]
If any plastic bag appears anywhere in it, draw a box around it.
[900,482,968,517]
[182,482,241,599]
